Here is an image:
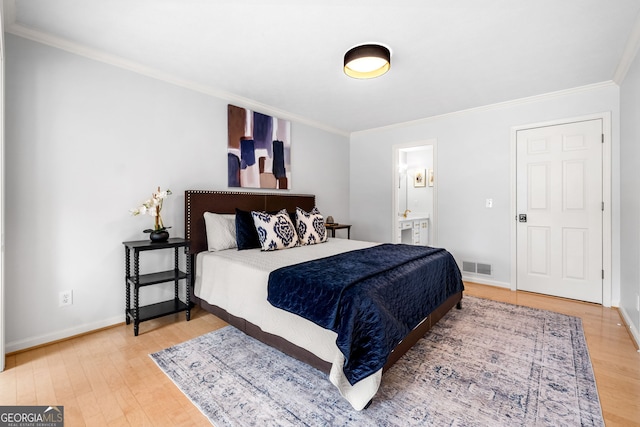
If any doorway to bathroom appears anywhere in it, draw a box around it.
[392,140,437,246]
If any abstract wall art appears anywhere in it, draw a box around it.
[227,104,291,189]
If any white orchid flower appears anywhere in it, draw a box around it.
[155,190,169,200]
[130,187,172,232]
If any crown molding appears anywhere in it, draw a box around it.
[353,81,618,136]
[613,10,640,84]
[5,18,625,140]
[5,22,350,138]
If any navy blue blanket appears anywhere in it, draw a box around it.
[267,243,464,385]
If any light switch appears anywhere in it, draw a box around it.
[486,198,493,208]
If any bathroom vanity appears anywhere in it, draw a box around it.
[398,216,429,246]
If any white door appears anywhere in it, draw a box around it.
[516,119,603,303]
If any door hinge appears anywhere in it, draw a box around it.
[602,201,604,211]
[602,134,604,143]
[602,269,604,279]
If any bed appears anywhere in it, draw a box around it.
[184,190,464,409]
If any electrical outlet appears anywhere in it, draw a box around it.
[59,290,73,307]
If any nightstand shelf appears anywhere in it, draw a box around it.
[127,270,188,287]
[123,237,191,336]
[126,299,189,324]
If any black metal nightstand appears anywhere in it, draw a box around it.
[123,238,191,336]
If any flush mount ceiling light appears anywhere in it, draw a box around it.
[343,44,391,79]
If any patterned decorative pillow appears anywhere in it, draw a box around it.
[296,207,328,245]
[251,209,299,251]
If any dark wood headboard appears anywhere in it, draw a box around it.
[184,190,316,255]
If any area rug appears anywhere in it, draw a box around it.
[150,296,604,426]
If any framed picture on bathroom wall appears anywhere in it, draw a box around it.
[414,169,426,187]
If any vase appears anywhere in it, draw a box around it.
[149,229,170,243]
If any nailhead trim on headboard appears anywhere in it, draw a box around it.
[184,190,316,255]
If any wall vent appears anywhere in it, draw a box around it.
[462,261,476,274]
[462,261,492,276]
[477,263,492,276]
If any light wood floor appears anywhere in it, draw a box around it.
[1,282,639,426]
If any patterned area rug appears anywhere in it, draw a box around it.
[150,296,604,426]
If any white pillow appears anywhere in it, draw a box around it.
[296,207,328,245]
[251,209,299,251]
[204,212,237,251]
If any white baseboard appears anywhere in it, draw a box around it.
[5,315,124,354]
[617,306,640,352]
[462,275,511,289]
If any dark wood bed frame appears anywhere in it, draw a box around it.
[184,190,462,375]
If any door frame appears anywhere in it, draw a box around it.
[391,139,438,245]
[510,112,612,307]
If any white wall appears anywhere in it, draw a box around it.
[350,83,620,298]
[619,45,640,343]
[4,34,350,352]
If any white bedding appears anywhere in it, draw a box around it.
[194,238,381,410]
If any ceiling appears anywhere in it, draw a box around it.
[4,0,640,134]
